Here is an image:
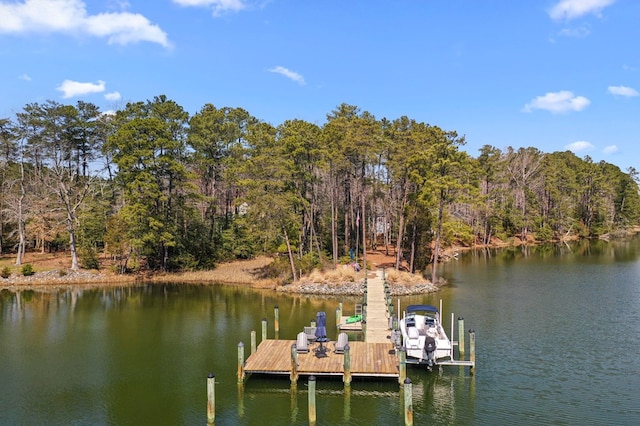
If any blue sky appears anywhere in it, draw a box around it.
[1,0,639,172]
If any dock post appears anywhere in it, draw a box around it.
[290,382,298,423]
[469,329,476,372]
[311,318,316,327]
[336,306,341,331]
[308,376,317,425]
[398,347,407,385]
[261,318,267,342]
[290,343,298,383]
[250,330,257,355]
[457,317,465,358]
[404,378,413,426]
[207,373,215,424]
[343,344,352,386]
[237,381,245,419]
[274,305,280,338]
[344,381,351,423]
[237,342,245,384]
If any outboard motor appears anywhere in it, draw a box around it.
[424,336,436,368]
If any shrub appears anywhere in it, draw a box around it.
[79,246,100,270]
[535,226,553,242]
[21,264,35,276]
[0,266,11,279]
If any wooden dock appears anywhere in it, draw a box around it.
[243,339,398,379]
[240,268,475,382]
[364,270,391,343]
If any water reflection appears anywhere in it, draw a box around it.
[456,238,640,266]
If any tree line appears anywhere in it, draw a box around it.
[1,95,638,281]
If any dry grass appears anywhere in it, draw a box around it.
[146,256,279,288]
[0,253,279,289]
[0,252,69,273]
[384,268,430,286]
[297,266,366,286]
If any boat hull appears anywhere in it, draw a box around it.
[399,306,452,367]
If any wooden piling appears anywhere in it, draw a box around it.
[458,317,465,358]
[250,330,257,355]
[469,329,476,373]
[290,382,298,423]
[308,375,317,425]
[237,342,245,384]
[343,344,351,386]
[207,373,215,424]
[404,378,413,426]
[344,380,351,423]
[290,343,298,383]
[237,381,245,418]
[398,347,406,385]
[261,318,267,342]
[274,305,280,338]
[336,306,341,331]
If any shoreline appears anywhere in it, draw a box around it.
[0,268,441,296]
[0,256,441,295]
[4,231,637,294]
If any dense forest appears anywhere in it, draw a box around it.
[1,95,638,281]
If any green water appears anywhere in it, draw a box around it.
[2,238,640,425]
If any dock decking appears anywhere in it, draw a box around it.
[364,270,391,343]
[243,339,398,378]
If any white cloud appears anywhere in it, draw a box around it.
[558,26,590,38]
[566,141,595,152]
[608,85,639,97]
[269,66,305,85]
[19,73,31,81]
[549,0,616,21]
[603,145,618,154]
[523,90,590,114]
[104,91,121,101]
[57,79,106,98]
[172,0,248,16]
[0,0,170,47]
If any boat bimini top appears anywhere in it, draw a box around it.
[406,304,439,314]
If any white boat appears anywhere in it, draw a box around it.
[399,304,452,369]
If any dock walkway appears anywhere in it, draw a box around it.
[364,269,391,343]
